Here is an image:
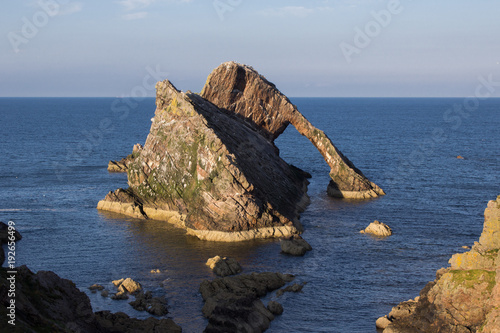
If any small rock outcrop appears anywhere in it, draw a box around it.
[89,284,105,292]
[267,301,284,316]
[98,62,383,241]
[199,272,295,332]
[129,291,168,316]
[360,220,392,237]
[380,195,500,332]
[110,277,142,300]
[206,256,242,277]
[275,282,306,297]
[280,235,312,256]
[107,144,143,172]
[0,221,22,267]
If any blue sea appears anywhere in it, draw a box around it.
[1,97,499,332]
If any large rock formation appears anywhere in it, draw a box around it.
[380,195,500,333]
[200,62,384,199]
[98,62,383,241]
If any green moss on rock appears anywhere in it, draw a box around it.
[449,270,496,292]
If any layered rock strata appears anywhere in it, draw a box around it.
[380,195,500,332]
[107,144,142,172]
[99,79,310,242]
[98,62,383,241]
[201,62,384,199]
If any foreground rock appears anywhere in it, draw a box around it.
[0,265,181,332]
[199,272,295,332]
[280,235,312,256]
[201,62,384,199]
[98,62,383,241]
[360,220,392,237]
[96,311,181,332]
[107,144,142,172]
[380,195,500,332]
[206,256,242,277]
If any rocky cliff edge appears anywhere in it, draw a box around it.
[381,195,500,332]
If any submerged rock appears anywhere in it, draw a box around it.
[380,195,500,332]
[276,282,306,297]
[199,272,295,332]
[280,235,312,256]
[89,284,105,291]
[206,256,242,277]
[360,220,392,237]
[98,62,383,241]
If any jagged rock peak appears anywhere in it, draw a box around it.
[201,61,385,199]
[99,78,310,242]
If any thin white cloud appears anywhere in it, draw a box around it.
[57,2,84,16]
[117,0,156,11]
[116,0,192,11]
[122,11,148,20]
[260,6,315,18]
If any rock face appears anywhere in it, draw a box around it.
[98,62,383,241]
[360,220,392,237]
[108,144,143,172]
[200,62,384,199]
[280,235,312,256]
[0,265,103,332]
[206,256,242,277]
[199,272,294,332]
[99,77,310,242]
[381,195,500,333]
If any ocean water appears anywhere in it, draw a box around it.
[0,97,499,332]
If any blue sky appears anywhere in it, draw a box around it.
[1,0,499,97]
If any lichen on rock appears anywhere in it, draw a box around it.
[380,195,500,333]
[98,62,384,241]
